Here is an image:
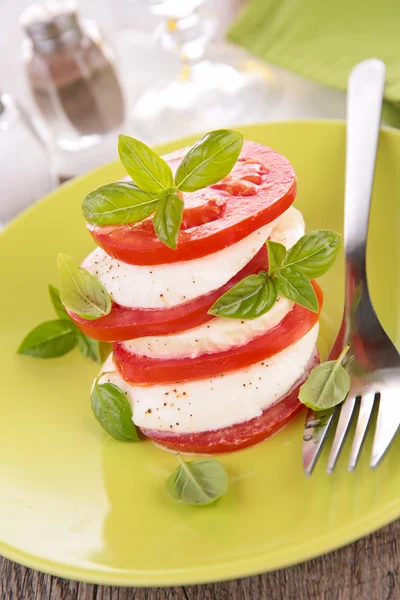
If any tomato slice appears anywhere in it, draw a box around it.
[68,244,269,342]
[114,282,322,384]
[140,354,318,454]
[88,142,296,265]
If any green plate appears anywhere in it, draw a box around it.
[1,121,400,586]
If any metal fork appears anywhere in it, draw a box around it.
[303,58,400,475]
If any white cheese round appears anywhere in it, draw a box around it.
[98,324,318,433]
[122,295,294,358]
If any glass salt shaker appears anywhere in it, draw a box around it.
[20,0,125,153]
[0,91,55,227]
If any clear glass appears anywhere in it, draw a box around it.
[130,0,281,144]
[23,19,125,152]
[0,93,55,226]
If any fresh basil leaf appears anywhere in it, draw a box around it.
[208,272,277,319]
[91,383,139,441]
[48,284,69,319]
[166,455,228,505]
[174,129,243,192]
[17,319,76,358]
[275,267,319,313]
[283,230,341,278]
[58,253,111,320]
[76,331,102,363]
[82,182,159,226]
[118,134,173,195]
[299,346,351,411]
[266,240,286,275]
[153,191,184,249]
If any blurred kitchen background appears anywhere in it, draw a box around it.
[5,0,397,225]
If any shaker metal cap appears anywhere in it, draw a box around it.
[20,0,79,43]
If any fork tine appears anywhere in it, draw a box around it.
[326,395,357,473]
[371,390,400,468]
[348,393,375,471]
[303,407,336,476]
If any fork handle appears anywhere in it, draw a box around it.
[344,59,386,272]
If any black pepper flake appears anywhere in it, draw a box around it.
[160,294,164,298]
[163,402,167,406]
[190,414,193,417]
[176,422,179,426]
[149,271,152,274]
[170,425,173,428]
[165,392,169,396]
[182,392,187,396]
[241,321,245,324]
[145,409,152,414]
[243,383,246,387]
[261,362,265,366]
[258,377,262,381]
[173,389,177,393]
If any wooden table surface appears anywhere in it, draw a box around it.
[2,519,400,600]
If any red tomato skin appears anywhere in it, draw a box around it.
[88,141,297,265]
[68,244,269,342]
[140,352,319,454]
[114,282,323,384]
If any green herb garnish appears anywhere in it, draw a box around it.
[91,382,140,441]
[82,182,158,227]
[166,455,228,506]
[18,285,105,363]
[82,129,244,249]
[152,191,184,250]
[208,272,277,319]
[209,229,340,320]
[57,253,111,320]
[299,345,351,411]
[174,129,243,192]
[17,319,77,358]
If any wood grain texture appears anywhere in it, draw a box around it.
[1,520,400,600]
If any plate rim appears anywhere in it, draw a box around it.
[1,119,400,586]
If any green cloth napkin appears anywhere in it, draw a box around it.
[228,0,400,127]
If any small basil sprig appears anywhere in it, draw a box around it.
[58,253,111,320]
[18,319,77,358]
[208,272,277,319]
[153,191,184,250]
[166,455,228,506]
[18,285,104,363]
[91,382,140,441]
[82,129,243,250]
[299,346,351,411]
[82,182,158,226]
[209,229,340,320]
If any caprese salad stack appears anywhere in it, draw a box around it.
[64,131,337,454]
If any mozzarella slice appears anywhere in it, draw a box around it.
[83,206,304,310]
[98,324,318,433]
[123,295,294,358]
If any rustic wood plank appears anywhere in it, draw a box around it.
[1,520,400,600]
